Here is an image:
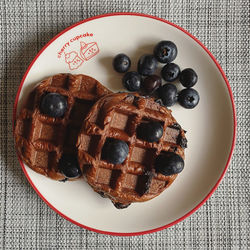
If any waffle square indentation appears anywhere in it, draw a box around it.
[30,148,56,169]
[50,74,69,88]
[164,126,180,144]
[32,150,56,169]
[111,112,129,130]
[96,168,112,185]
[18,119,32,139]
[122,174,138,189]
[70,99,94,121]
[33,120,59,144]
[78,134,101,157]
[34,151,48,168]
[69,75,96,94]
[131,146,156,166]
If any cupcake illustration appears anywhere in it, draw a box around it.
[65,51,84,70]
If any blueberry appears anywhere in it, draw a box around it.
[40,93,67,118]
[142,75,162,94]
[138,54,158,76]
[59,154,81,178]
[155,152,184,176]
[113,53,131,73]
[179,68,198,88]
[154,41,178,63]
[137,122,163,142]
[178,88,200,109]
[161,63,180,82]
[122,71,142,91]
[113,202,131,209]
[102,139,129,164]
[158,83,177,107]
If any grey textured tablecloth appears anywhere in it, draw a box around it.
[0,0,249,249]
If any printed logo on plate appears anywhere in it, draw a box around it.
[57,32,99,70]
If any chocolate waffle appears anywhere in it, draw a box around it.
[14,73,111,180]
[77,93,187,208]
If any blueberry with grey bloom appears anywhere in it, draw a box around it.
[59,154,81,178]
[155,152,184,176]
[138,54,158,76]
[113,53,131,73]
[154,41,178,63]
[122,71,142,91]
[178,88,200,109]
[161,63,180,82]
[179,68,198,88]
[137,121,163,142]
[102,139,129,164]
[40,93,67,118]
[158,83,178,107]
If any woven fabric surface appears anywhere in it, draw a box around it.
[0,0,249,249]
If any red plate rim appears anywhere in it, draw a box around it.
[12,12,237,236]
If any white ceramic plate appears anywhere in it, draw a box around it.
[13,13,236,236]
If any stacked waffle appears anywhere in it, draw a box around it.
[14,74,187,208]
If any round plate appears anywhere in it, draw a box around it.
[13,13,236,236]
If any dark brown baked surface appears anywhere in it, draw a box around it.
[14,73,111,180]
[77,92,187,207]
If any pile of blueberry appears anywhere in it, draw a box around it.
[113,40,200,109]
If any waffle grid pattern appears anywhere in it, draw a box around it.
[78,94,185,203]
[15,74,110,179]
